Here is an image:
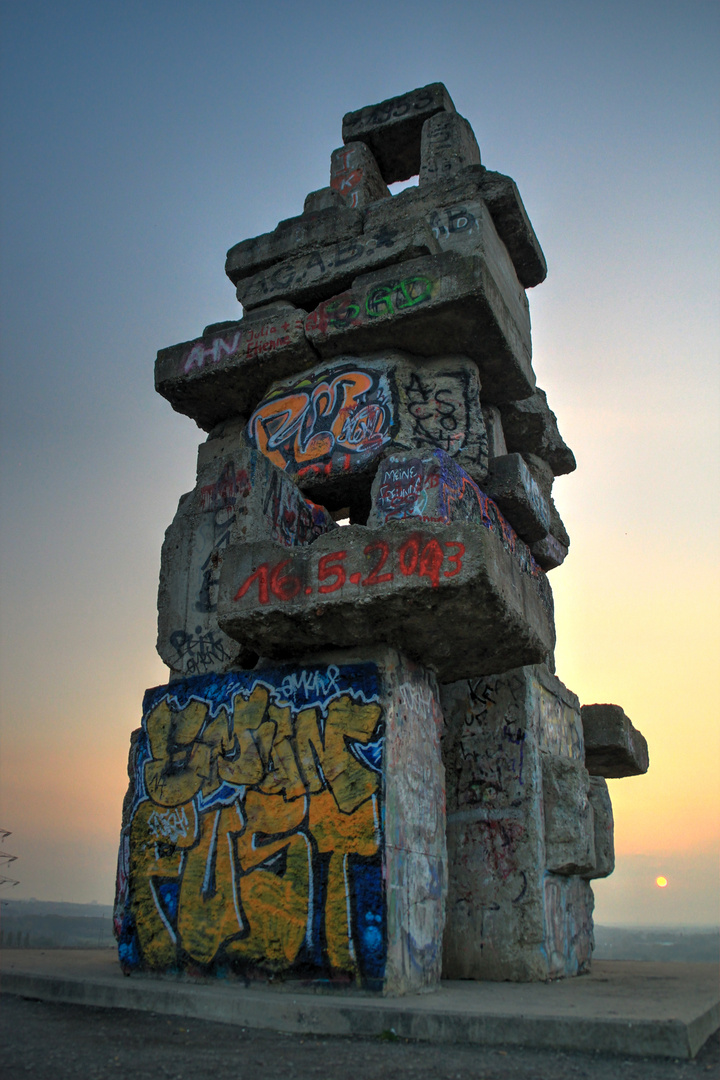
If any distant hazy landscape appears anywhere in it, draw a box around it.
[1,900,718,963]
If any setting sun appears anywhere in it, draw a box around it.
[656,876,669,889]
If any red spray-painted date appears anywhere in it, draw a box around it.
[233,536,465,605]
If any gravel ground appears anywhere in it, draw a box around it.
[1,994,717,1080]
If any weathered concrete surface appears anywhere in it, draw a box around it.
[364,164,547,289]
[342,83,456,184]
[484,452,551,543]
[157,433,336,678]
[581,703,650,777]
[586,776,615,879]
[419,112,481,186]
[542,755,596,875]
[155,305,317,430]
[531,532,569,571]
[330,142,390,209]
[441,665,602,982]
[225,205,362,285]
[236,219,441,312]
[499,388,576,475]
[303,186,346,213]
[483,403,508,457]
[113,649,445,995]
[4,951,718,1060]
[217,521,555,683]
[245,354,488,512]
[305,252,534,403]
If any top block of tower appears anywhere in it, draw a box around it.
[342,83,456,183]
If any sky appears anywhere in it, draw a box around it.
[0,0,718,926]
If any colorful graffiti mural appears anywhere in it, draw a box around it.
[246,363,394,477]
[305,274,437,336]
[115,664,387,986]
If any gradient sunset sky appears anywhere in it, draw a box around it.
[1,0,718,925]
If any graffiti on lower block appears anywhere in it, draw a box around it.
[305,274,437,336]
[115,665,386,986]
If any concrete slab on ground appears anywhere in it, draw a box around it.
[1,949,717,1060]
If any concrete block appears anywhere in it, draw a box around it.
[531,533,568,571]
[441,666,592,981]
[483,404,508,457]
[244,353,488,511]
[216,520,555,683]
[419,112,481,186]
[581,704,650,778]
[542,755,596,876]
[155,305,317,431]
[330,142,390,209]
[305,252,534,403]
[543,875,594,978]
[499,389,576,476]
[585,777,615,879]
[342,83,456,184]
[303,187,346,213]
[114,649,446,995]
[236,220,440,313]
[225,206,362,286]
[368,449,493,527]
[484,453,551,543]
[157,433,336,678]
[363,164,547,289]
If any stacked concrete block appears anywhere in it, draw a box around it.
[117,82,649,991]
[115,650,446,994]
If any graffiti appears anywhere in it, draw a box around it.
[537,685,583,761]
[373,451,542,580]
[543,875,594,977]
[306,274,437,336]
[261,469,332,547]
[200,464,250,513]
[247,364,394,476]
[168,627,233,676]
[428,206,477,242]
[449,678,527,811]
[182,316,305,375]
[238,226,405,304]
[330,147,364,208]
[344,86,438,131]
[404,369,476,456]
[232,534,466,605]
[115,665,388,986]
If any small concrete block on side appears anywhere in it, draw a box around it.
[531,533,568,571]
[543,874,594,978]
[419,112,481,186]
[542,755,596,876]
[217,521,555,682]
[245,353,488,510]
[305,252,534,403]
[114,649,446,995]
[585,777,615,879]
[342,83,456,184]
[157,434,337,678]
[330,142,390,209]
[236,220,440,312]
[155,306,317,430]
[581,703,650,777]
[484,453,551,543]
[225,206,362,285]
[500,389,576,475]
[303,187,347,213]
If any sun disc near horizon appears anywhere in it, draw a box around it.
[655,876,668,888]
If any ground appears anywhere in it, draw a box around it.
[1,995,717,1080]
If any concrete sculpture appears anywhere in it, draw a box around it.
[115,83,649,991]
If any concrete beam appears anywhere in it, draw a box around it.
[581,704,650,778]
[342,83,456,184]
[305,252,534,403]
[217,520,555,682]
